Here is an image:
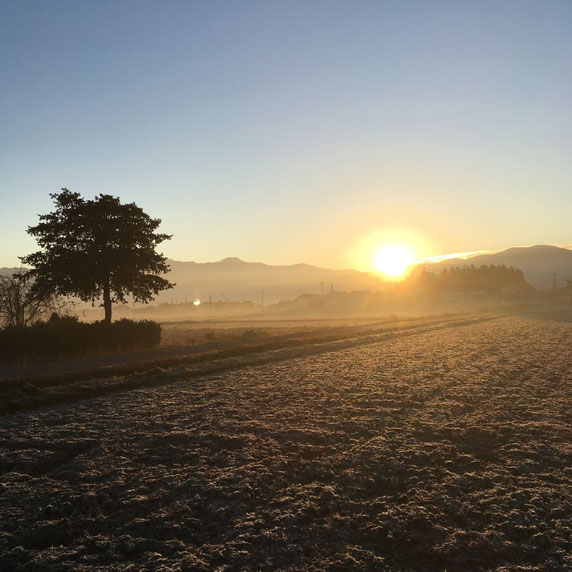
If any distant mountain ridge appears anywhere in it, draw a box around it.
[162,257,383,304]
[1,258,381,305]
[422,245,572,289]
[3,245,571,302]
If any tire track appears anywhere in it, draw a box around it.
[0,313,497,388]
[0,314,504,415]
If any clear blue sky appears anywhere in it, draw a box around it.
[2,0,571,270]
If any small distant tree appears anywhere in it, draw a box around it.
[0,270,66,327]
[21,189,174,324]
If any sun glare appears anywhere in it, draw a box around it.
[345,226,431,276]
[374,244,415,279]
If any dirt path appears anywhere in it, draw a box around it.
[0,315,570,570]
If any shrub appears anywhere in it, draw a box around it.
[0,318,161,361]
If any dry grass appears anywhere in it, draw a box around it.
[0,315,570,570]
[158,315,416,346]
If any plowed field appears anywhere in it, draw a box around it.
[1,315,570,570]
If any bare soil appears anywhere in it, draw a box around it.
[0,315,570,570]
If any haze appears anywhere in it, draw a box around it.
[1,1,571,270]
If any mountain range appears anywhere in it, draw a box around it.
[162,245,572,300]
[163,257,383,304]
[2,245,572,305]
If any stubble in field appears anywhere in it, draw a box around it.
[0,316,570,570]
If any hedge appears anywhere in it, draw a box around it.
[0,317,161,360]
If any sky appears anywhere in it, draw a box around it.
[1,0,571,271]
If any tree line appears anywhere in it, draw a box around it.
[413,264,529,295]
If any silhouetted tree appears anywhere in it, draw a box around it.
[0,270,67,327]
[21,189,173,323]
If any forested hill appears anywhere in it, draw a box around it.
[424,245,572,289]
[415,264,532,295]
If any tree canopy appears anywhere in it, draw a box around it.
[21,189,174,323]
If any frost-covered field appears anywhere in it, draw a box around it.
[1,316,570,570]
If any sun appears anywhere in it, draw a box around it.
[373,243,415,279]
[345,226,430,277]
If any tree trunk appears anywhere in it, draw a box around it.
[103,279,112,324]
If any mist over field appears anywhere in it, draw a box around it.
[3,243,565,322]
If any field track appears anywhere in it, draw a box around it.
[0,314,570,570]
[0,314,497,384]
[0,314,503,414]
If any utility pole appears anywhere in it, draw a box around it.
[261,290,264,306]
